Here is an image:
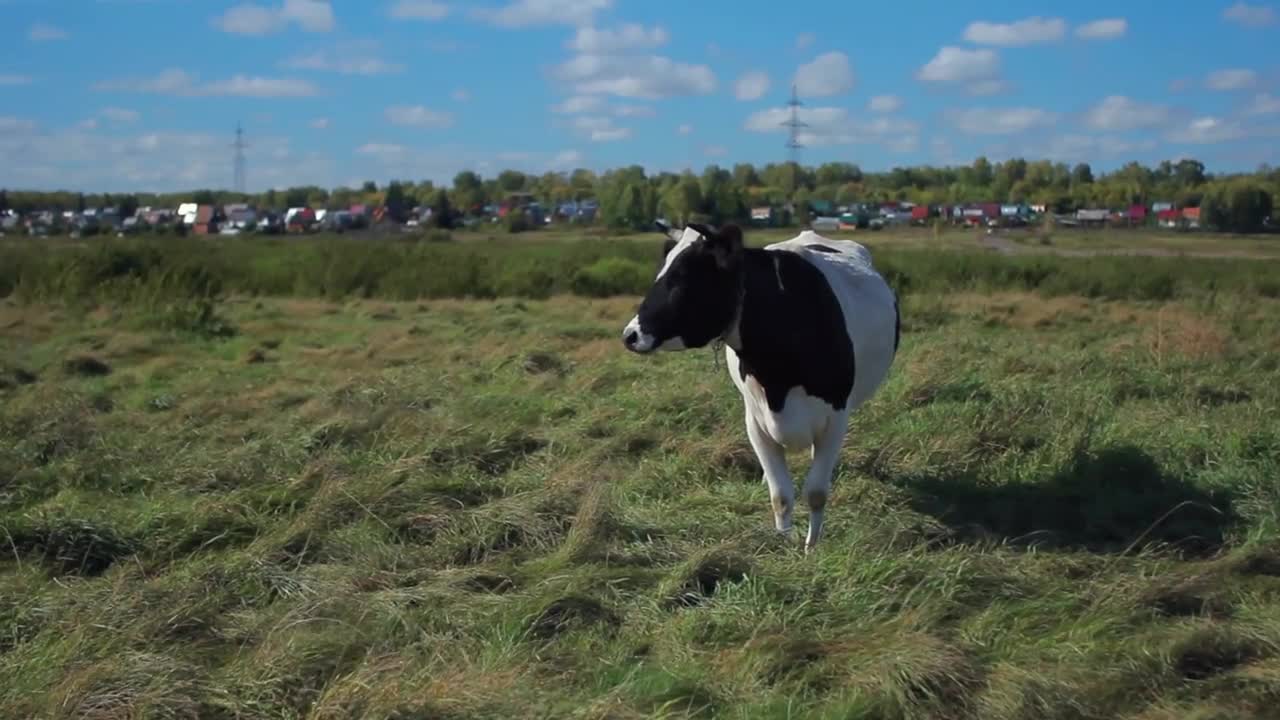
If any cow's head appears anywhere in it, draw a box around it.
[622,220,745,354]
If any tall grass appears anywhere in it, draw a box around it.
[2,235,1278,306]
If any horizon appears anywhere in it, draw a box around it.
[2,1,1279,193]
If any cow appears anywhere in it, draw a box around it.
[622,221,900,553]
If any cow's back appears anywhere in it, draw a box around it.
[764,230,898,410]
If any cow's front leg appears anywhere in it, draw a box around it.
[745,409,794,534]
[802,411,850,553]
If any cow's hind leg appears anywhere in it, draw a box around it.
[745,410,794,534]
[802,411,850,553]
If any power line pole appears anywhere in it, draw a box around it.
[782,84,807,167]
[232,122,248,194]
[780,84,807,204]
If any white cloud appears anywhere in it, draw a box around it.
[1224,2,1276,27]
[966,79,1012,96]
[388,0,448,20]
[99,107,140,123]
[282,46,404,75]
[744,105,919,150]
[356,142,408,157]
[215,0,334,35]
[310,117,331,129]
[554,54,716,99]
[0,74,32,86]
[1082,95,1173,131]
[945,106,1057,135]
[1165,116,1247,144]
[917,47,1006,95]
[795,32,815,49]
[385,105,454,129]
[677,124,692,135]
[1246,92,1280,115]
[1075,18,1127,40]
[963,17,1065,46]
[473,0,611,28]
[568,24,668,53]
[548,149,583,170]
[552,95,605,113]
[734,71,770,101]
[29,23,68,41]
[868,95,902,112]
[1033,134,1157,162]
[613,104,656,117]
[0,127,333,192]
[0,116,37,133]
[1205,68,1258,91]
[93,68,320,97]
[794,51,853,97]
[703,145,728,157]
[570,115,631,142]
[452,88,470,102]
[205,75,322,97]
[78,118,100,131]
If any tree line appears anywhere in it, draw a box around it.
[3,157,1276,233]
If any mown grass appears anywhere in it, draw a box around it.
[2,272,1279,718]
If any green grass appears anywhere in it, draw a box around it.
[2,232,1279,308]
[2,278,1279,718]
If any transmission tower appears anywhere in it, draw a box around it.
[780,84,808,200]
[232,123,248,194]
[781,84,807,167]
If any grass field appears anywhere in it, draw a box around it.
[2,237,1280,718]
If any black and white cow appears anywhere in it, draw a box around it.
[622,221,900,552]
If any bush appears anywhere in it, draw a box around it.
[503,210,533,234]
[571,258,651,297]
[1,235,1274,305]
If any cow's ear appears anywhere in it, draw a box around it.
[708,224,744,267]
[685,222,715,239]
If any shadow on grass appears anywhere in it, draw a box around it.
[890,445,1237,556]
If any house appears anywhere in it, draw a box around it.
[1152,201,1174,213]
[224,204,258,230]
[286,207,316,232]
[193,205,216,235]
[811,216,841,232]
[177,202,199,225]
[750,206,775,226]
[1182,207,1201,229]
[1157,209,1181,228]
[1126,205,1148,226]
[1075,209,1109,227]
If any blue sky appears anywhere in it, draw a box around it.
[2,0,1279,192]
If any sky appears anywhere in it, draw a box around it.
[2,0,1279,193]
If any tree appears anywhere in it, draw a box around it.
[384,181,409,223]
[497,170,527,193]
[1071,163,1094,186]
[118,195,140,218]
[1175,159,1206,188]
[430,189,453,229]
[452,171,485,213]
[284,188,308,208]
[1205,181,1272,233]
[362,181,378,194]
[661,174,702,225]
[971,156,994,187]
